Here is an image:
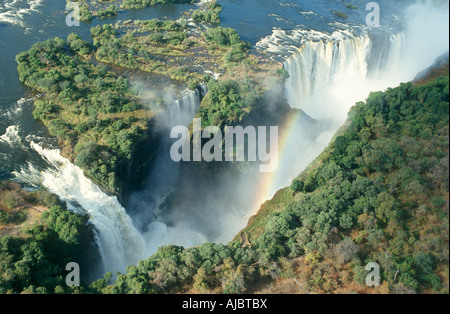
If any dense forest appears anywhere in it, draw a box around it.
[15,36,153,194]
[0,182,97,293]
[84,74,449,294]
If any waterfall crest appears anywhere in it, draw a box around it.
[267,31,410,204]
[283,33,405,121]
[166,87,204,128]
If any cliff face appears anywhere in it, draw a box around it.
[413,52,449,86]
[118,123,159,204]
[241,58,450,243]
[231,67,449,293]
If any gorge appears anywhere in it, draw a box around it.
[0,0,448,294]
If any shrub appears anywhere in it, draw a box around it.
[334,238,359,264]
[0,191,19,210]
[0,209,9,225]
[290,179,304,193]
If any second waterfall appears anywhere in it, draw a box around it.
[284,33,405,122]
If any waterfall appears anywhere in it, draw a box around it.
[13,141,146,275]
[8,86,206,276]
[273,23,447,202]
[166,87,203,128]
[266,32,410,201]
[283,33,405,122]
[127,85,207,256]
[284,36,370,109]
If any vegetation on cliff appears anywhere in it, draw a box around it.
[89,74,449,294]
[16,36,153,194]
[0,182,96,294]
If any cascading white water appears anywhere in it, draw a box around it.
[0,125,22,147]
[128,86,208,255]
[283,33,405,122]
[271,0,449,199]
[166,88,202,128]
[13,141,146,275]
[284,37,368,109]
[6,86,206,276]
[266,33,406,198]
[276,32,410,190]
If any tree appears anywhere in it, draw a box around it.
[193,267,210,292]
[67,33,93,56]
[204,27,243,47]
[79,4,93,21]
[0,209,9,225]
[334,238,359,264]
[96,4,118,19]
[290,179,304,193]
[265,213,291,236]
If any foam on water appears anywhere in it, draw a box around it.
[0,0,44,27]
[0,125,21,146]
[13,138,146,275]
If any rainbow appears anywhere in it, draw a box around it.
[250,109,304,215]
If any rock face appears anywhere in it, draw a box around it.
[413,52,449,85]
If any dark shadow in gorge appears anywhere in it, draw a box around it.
[123,93,334,248]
